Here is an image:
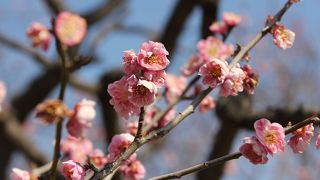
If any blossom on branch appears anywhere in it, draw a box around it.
[137,41,169,71]
[107,133,136,162]
[270,22,295,50]
[239,136,268,164]
[223,12,242,27]
[108,76,141,119]
[180,55,204,77]
[219,64,245,97]
[89,149,108,168]
[122,50,142,75]
[254,118,285,155]
[61,136,93,164]
[60,160,85,180]
[165,74,186,103]
[209,22,228,34]
[66,99,96,138]
[288,123,314,153]
[36,99,70,124]
[120,160,146,180]
[197,36,233,62]
[242,64,259,95]
[55,11,87,46]
[143,70,166,88]
[199,58,229,89]
[26,22,51,51]
[199,95,215,113]
[127,75,157,107]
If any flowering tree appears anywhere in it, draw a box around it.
[0,0,320,180]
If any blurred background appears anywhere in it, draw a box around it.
[1,0,320,179]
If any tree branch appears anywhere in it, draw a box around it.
[149,116,320,180]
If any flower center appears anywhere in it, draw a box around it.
[210,67,222,78]
[145,54,159,65]
[136,85,148,95]
[207,46,218,57]
[60,19,78,39]
[264,132,277,145]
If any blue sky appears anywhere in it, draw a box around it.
[1,0,320,179]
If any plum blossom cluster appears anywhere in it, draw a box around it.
[240,118,320,165]
[199,58,258,96]
[267,16,295,50]
[105,133,145,180]
[26,11,87,50]
[239,118,285,164]
[287,124,314,153]
[108,41,169,119]
[209,12,241,35]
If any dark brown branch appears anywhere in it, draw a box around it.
[136,107,145,139]
[0,33,52,68]
[158,0,197,56]
[43,0,66,15]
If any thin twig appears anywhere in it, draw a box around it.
[49,29,69,179]
[228,0,293,68]
[149,117,320,180]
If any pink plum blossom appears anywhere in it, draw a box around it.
[199,95,215,113]
[108,76,141,119]
[127,75,157,107]
[199,58,229,88]
[242,64,259,95]
[0,81,6,112]
[180,55,204,76]
[61,136,93,164]
[54,11,87,46]
[26,22,51,51]
[220,65,245,96]
[223,12,241,27]
[288,124,314,153]
[108,133,136,162]
[89,149,108,168]
[209,22,228,34]
[10,168,31,180]
[143,70,166,87]
[122,50,142,75]
[137,41,169,71]
[271,23,295,50]
[60,160,85,180]
[239,136,268,164]
[67,99,96,138]
[126,121,138,136]
[121,160,146,180]
[197,36,233,62]
[165,74,187,103]
[254,118,285,155]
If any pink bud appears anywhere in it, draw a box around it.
[26,22,51,51]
